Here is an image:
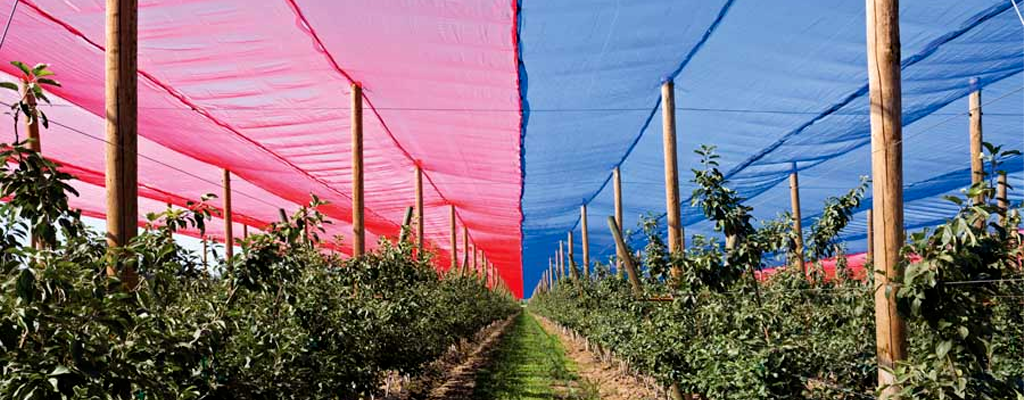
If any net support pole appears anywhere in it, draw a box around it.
[414,165,424,254]
[463,225,470,274]
[613,167,625,277]
[607,217,642,297]
[969,87,984,196]
[789,165,805,274]
[351,83,365,257]
[449,204,457,271]
[105,0,139,286]
[581,204,590,279]
[558,241,565,277]
[866,0,908,396]
[223,169,233,262]
[661,81,683,278]
[548,257,554,286]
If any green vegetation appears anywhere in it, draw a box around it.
[473,313,597,400]
[531,145,1024,399]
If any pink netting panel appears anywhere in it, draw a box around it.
[0,0,521,295]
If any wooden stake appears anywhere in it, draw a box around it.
[969,87,984,199]
[607,216,642,297]
[106,0,139,286]
[351,83,365,257]
[866,209,873,265]
[242,224,248,239]
[661,81,684,256]
[463,225,470,274]
[998,171,1008,228]
[567,231,578,279]
[223,169,233,262]
[866,0,907,395]
[581,204,590,279]
[613,167,624,276]
[449,204,457,271]
[789,165,805,273]
[399,206,414,243]
[414,165,424,254]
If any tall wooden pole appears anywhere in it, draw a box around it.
[998,172,1008,228]
[415,165,424,254]
[866,209,873,265]
[351,83,365,257]
[473,245,478,274]
[662,81,683,279]
[608,217,642,297]
[106,0,139,284]
[548,257,554,285]
[789,165,805,273]
[581,204,590,279]
[867,0,907,396]
[242,224,248,239]
[449,204,457,271]
[969,87,984,200]
[223,169,234,261]
[614,167,625,277]
[558,241,565,278]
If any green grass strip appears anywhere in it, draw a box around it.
[473,313,598,400]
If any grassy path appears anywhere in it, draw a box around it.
[472,313,597,400]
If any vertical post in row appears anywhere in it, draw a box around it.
[223,169,233,261]
[789,164,804,273]
[614,166,625,277]
[581,204,590,279]
[473,245,478,274]
[242,224,248,240]
[351,83,365,257]
[415,165,424,254]
[558,241,565,278]
[548,257,554,286]
[866,0,907,396]
[106,0,139,285]
[449,204,457,271]
[661,81,683,278]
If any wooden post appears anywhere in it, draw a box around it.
[789,165,805,273]
[201,237,208,269]
[558,241,565,278]
[106,0,139,285]
[866,0,907,396]
[969,87,984,201]
[581,204,590,279]
[473,245,478,274]
[866,209,873,265]
[613,167,625,276]
[351,83,365,257]
[607,217,642,296]
[998,172,1008,228]
[242,224,248,239]
[567,231,577,279]
[662,81,684,255]
[449,204,457,271]
[548,257,554,285]
[223,169,234,262]
[414,165,424,254]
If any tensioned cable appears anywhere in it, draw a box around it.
[0,0,18,51]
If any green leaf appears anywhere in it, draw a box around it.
[11,61,31,76]
[49,365,71,376]
[936,340,952,358]
[37,78,61,87]
[0,81,19,91]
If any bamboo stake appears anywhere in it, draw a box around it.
[867,0,907,395]
[567,231,578,279]
[789,165,804,273]
[866,209,873,265]
[998,172,1008,228]
[661,81,684,256]
[449,204,457,271]
[415,165,424,254]
[581,204,590,279]
[351,83,365,256]
[105,0,139,287]
[607,217,642,297]
[223,169,233,262]
[613,167,624,277]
